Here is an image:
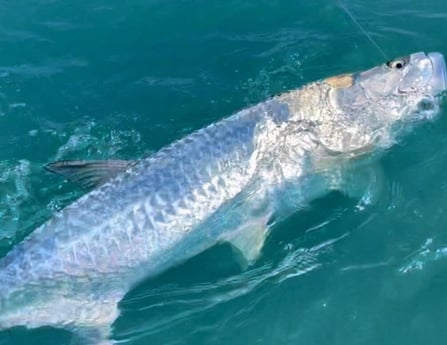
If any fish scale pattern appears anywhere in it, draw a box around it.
[0,101,284,300]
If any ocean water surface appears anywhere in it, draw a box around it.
[2,0,447,344]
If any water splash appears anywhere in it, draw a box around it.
[241,52,308,104]
[0,160,32,240]
[52,120,143,161]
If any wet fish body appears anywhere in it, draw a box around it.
[0,52,446,344]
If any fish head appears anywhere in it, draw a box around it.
[358,51,446,119]
[323,52,447,153]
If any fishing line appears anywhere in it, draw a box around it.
[338,1,389,61]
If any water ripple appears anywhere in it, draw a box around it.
[399,238,447,274]
[118,231,348,342]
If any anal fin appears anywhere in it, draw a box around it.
[52,295,121,345]
[75,324,115,345]
[71,295,121,345]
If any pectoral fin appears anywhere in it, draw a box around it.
[226,217,270,269]
[45,159,137,189]
[334,162,384,207]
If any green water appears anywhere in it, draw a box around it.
[2,0,447,344]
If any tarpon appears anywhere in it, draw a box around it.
[0,52,446,344]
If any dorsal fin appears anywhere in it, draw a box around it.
[45,159,137,189]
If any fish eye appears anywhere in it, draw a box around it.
[386,59,406,69]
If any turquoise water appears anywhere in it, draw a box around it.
[2,0,447,344]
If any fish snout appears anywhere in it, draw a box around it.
[428,52,447,94]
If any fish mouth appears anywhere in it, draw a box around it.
[428,52,447,94]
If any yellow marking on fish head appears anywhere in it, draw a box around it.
[324,73,354,88]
